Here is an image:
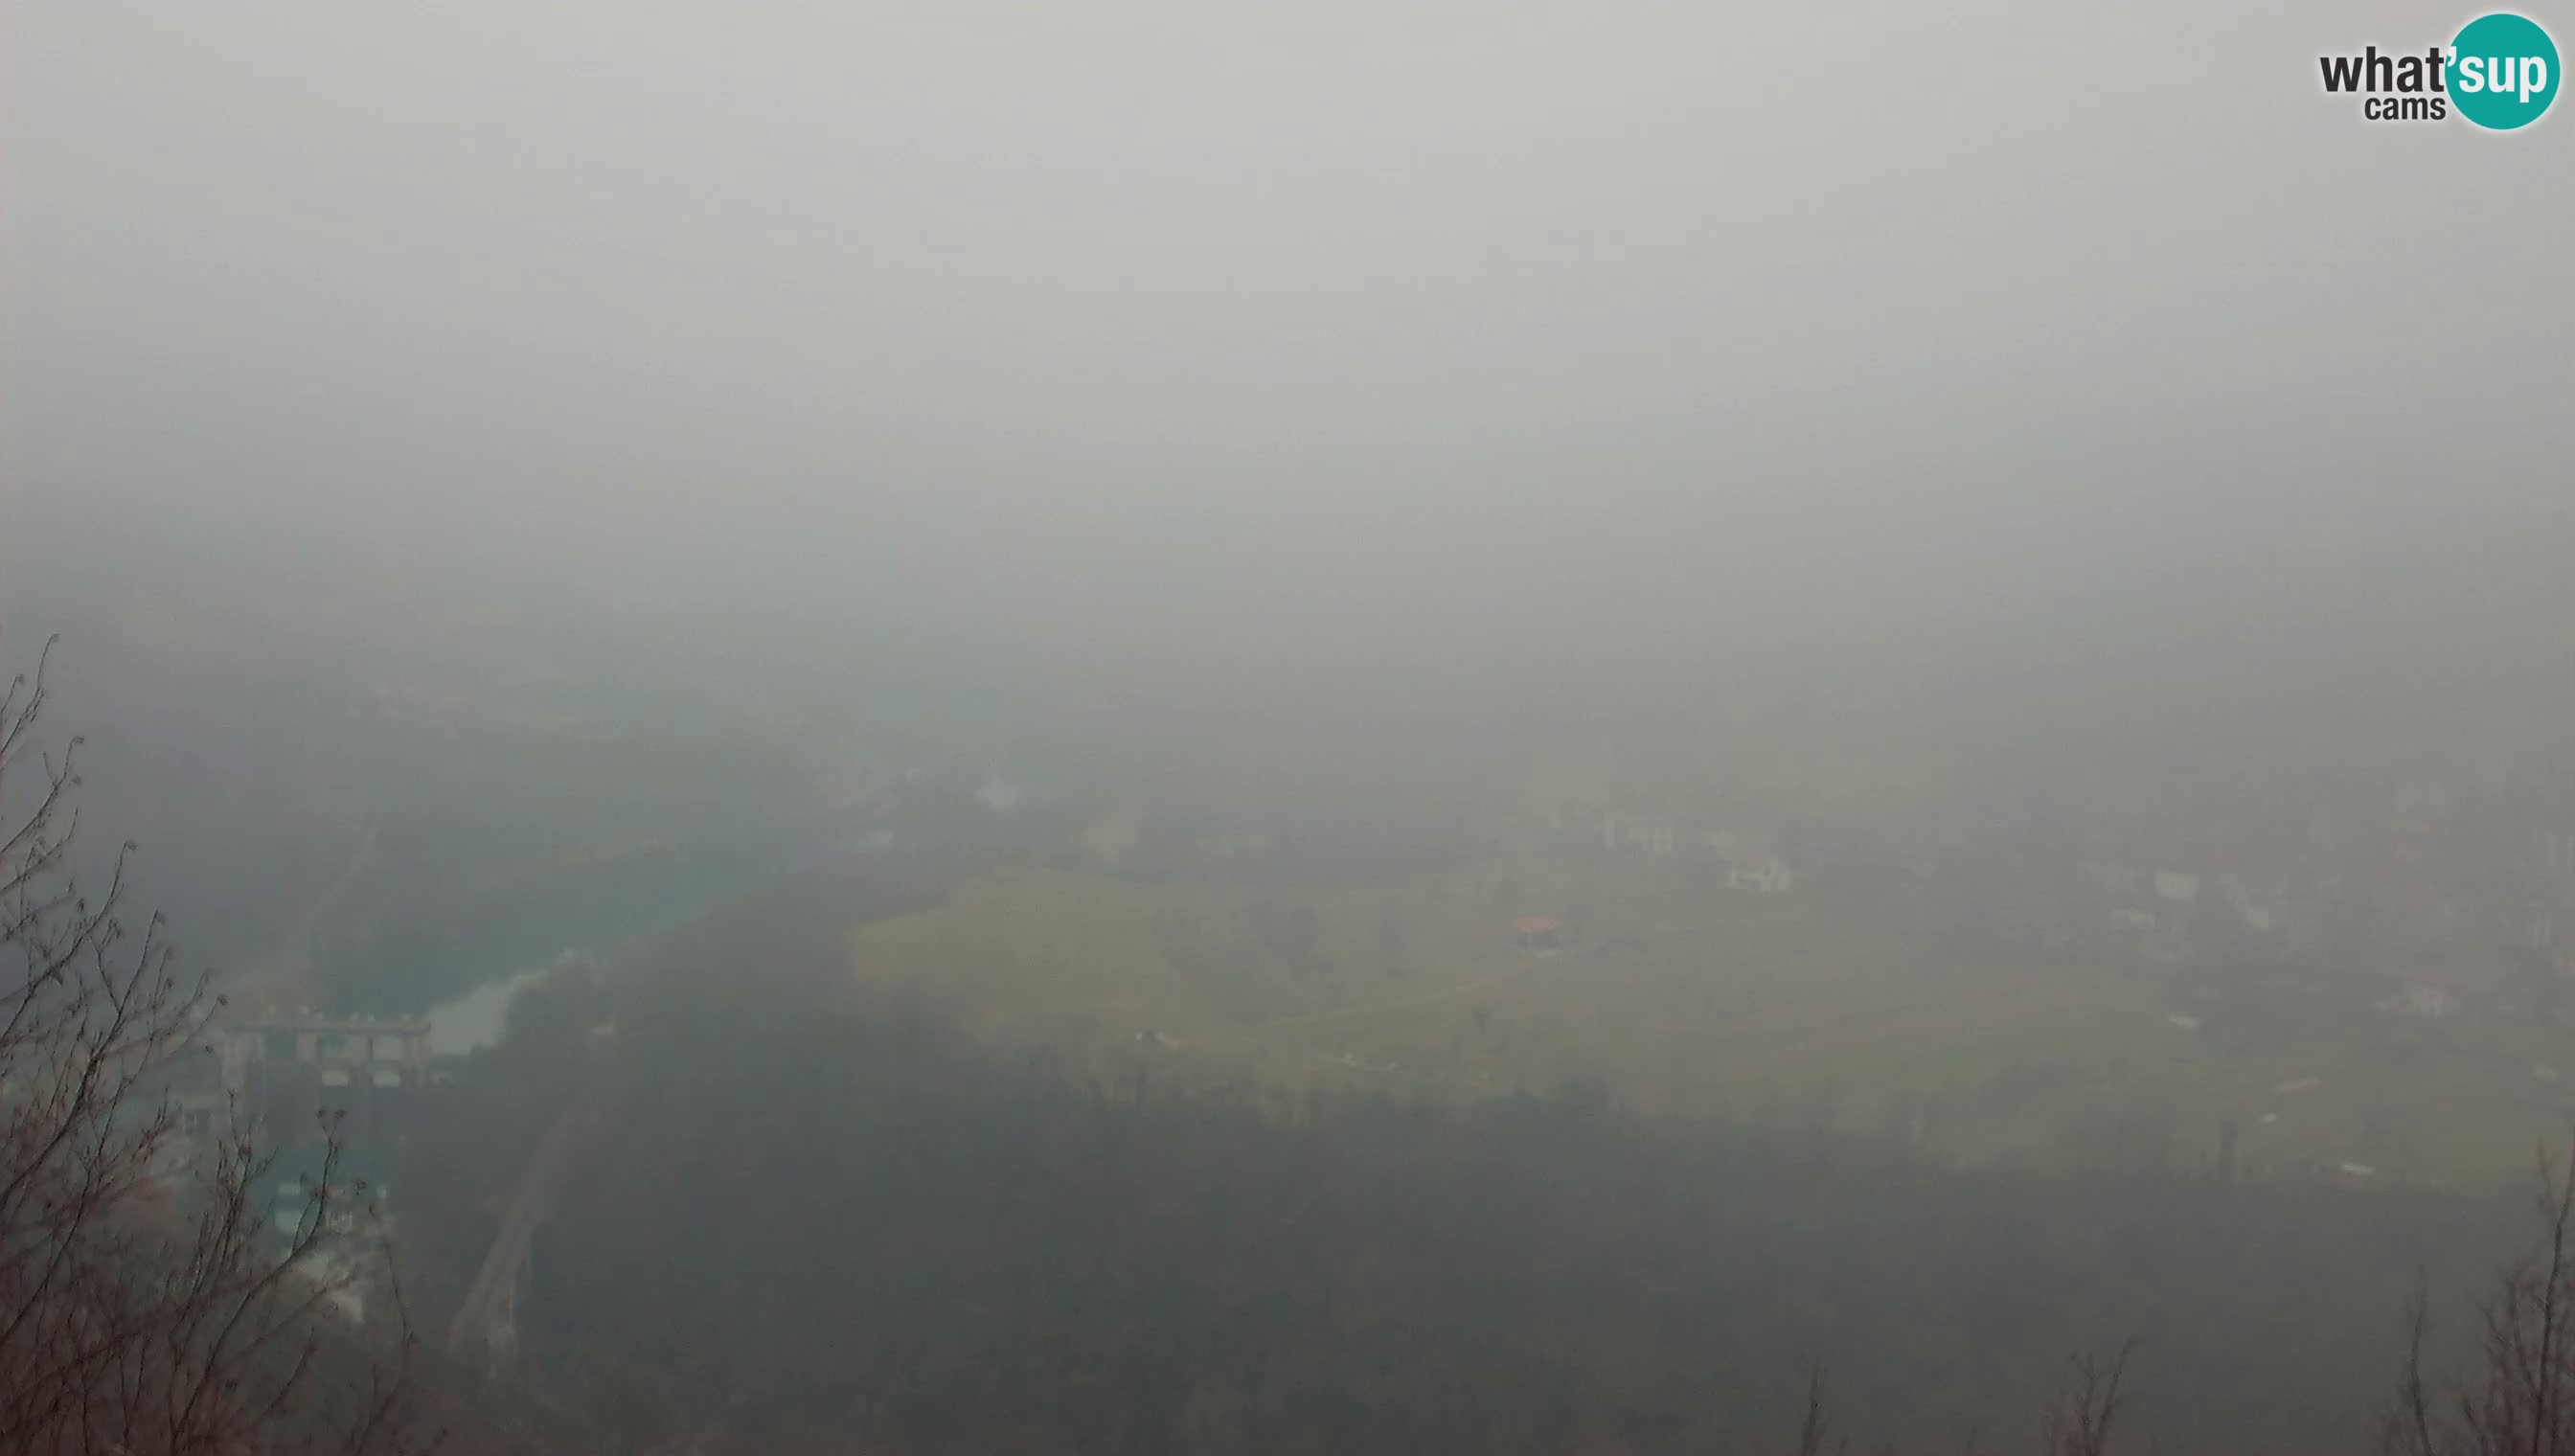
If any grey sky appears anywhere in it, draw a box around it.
[4,1,2568,748]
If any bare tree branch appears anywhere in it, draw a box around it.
[0,635,432,1454]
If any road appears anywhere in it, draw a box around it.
[229,824,378,1004]
[302,825,379,942]
[444,1097,593,1372]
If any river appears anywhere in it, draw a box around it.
[427,959,558,1055]
[414,820,900,1053]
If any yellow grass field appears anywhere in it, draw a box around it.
[846,854,2575,1191]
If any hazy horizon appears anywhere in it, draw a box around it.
[9,2,2568,720]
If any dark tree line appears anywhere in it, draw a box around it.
[485,903,2541,1455]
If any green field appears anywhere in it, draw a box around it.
[844,853,2575,1192]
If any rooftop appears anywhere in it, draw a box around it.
[216,1010,431,1036]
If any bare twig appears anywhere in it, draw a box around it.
[1797,1362,1831,1456]
[2042,1340,2134,1456]
[0,635,429,1454]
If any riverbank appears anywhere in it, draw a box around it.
[322,808,891,1018]
[425,834,963,1056]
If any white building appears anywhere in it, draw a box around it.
[214,1012,433,1094]
[1726,856,1794,896]
[2153,872,2200,906]
[1602,813,1677,854]
[976,769,1023,814]
[2400,984,2460,1019]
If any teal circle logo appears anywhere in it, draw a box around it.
[2450,12,2560,129]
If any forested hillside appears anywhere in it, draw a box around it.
[420,877,2524,1454]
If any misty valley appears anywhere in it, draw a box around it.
[6,3,2572,1452]
[12,611,2575,1451]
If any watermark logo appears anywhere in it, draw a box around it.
[2317,11,2558,128]
[2450,12,2559,127]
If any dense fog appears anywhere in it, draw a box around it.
[4,3,2571,1450]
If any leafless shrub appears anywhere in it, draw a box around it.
[1797,1363,1834,1456]
[2039,1341,2131,1456]
[2386,1140,2575,1456]
[0,636,436,1454]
